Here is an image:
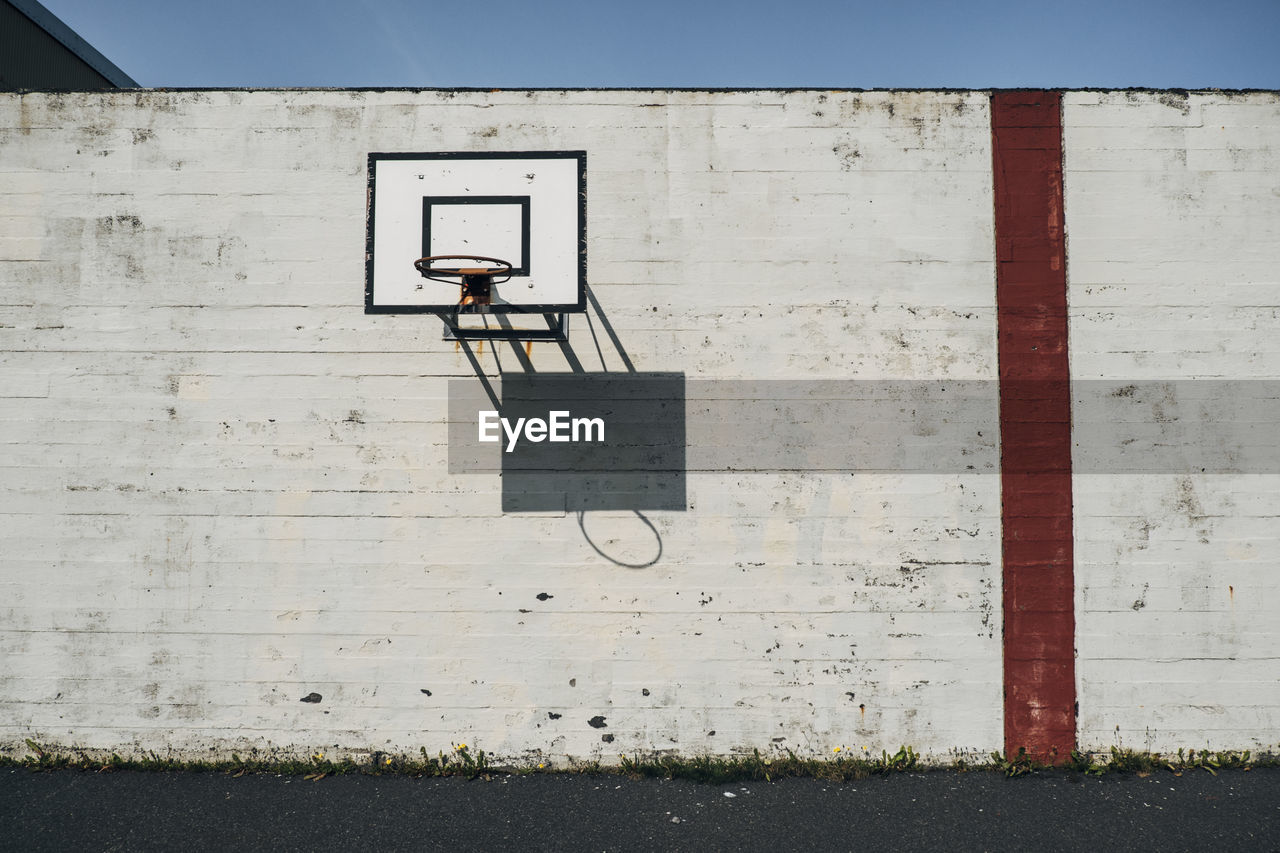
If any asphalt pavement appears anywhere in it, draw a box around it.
[3,766,1278,851]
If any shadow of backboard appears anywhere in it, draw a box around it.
[449,373,686,512]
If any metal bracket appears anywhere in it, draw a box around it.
[440,312,569,342]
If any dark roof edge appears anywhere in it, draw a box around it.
[7,86,1280,95]
[9,0,139,88]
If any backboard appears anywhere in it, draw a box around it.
[365,151,586,314]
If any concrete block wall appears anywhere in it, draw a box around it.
[0,90,1000,762]
[1064,91,1280,753]
[0,88,1276,762]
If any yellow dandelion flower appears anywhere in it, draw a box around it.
[833,747,842,753]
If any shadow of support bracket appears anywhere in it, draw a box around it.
[439,312,569,342]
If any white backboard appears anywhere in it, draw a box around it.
[365,152,586,313]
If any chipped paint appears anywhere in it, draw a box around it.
[1064,90,1280,757]
[991,91,1076,764]
[0,88,1276,765]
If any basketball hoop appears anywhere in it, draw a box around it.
[411,253,568,342]
[413,254,513,307]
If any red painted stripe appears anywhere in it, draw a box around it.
[991,91,1076,763]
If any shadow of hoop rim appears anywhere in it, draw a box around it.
[577,510,663,569]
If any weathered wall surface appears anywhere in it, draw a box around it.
[0,90,1001,761]
[1064,92,1280,753]
[4,88,1276,763]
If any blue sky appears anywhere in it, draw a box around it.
[42,0,1280,89]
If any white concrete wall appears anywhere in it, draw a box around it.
[1065,92,1280,753]
[6,88,1279,763]
[0,89,1001,762]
